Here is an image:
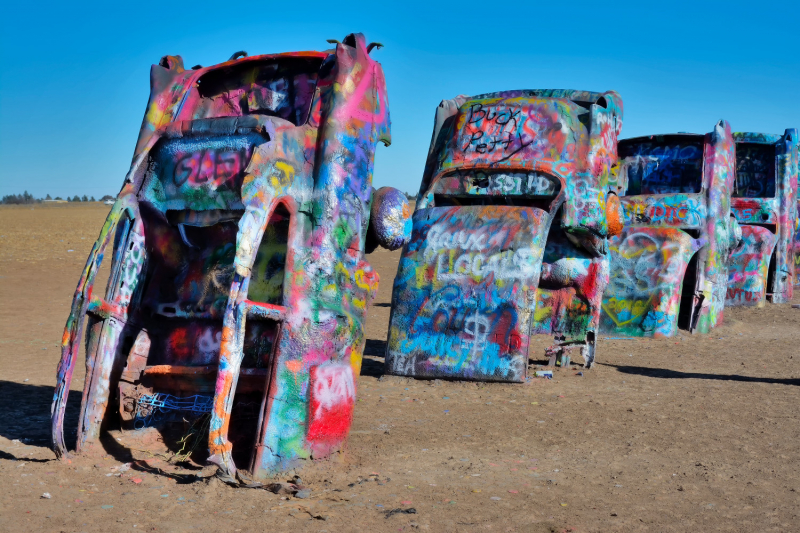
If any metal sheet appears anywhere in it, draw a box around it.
[386,205,550,382]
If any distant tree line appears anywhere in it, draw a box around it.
[66,195,97,202]
[1,192,114,205]
[1,191,39,204]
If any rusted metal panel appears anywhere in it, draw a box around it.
[387,90,624,378]
[51,33,410,480]
[601,121,739,337]
[727,130,798,306]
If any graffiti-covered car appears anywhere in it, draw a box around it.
[726,130,798,306]
[51,34,410,480]
[600,121,740,337]
[385,90,624,382]
[796,199,800,285]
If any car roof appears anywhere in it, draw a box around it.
[466,89,607,107]
[619,133,704,145]
[195,50,329,74]
[733,132,782,144]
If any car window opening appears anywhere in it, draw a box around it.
[196,57,323,126]
[734,143,776,198]
[433,194,554,210]
[620,137,704,195]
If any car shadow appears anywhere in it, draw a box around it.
[0,449,51,462]
[361,339,386,378]
[0,380,80,452]
[603,364,800,386]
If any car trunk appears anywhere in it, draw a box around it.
[386,205,551,382]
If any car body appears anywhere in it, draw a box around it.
[795,200,800,285]
[529,183,623,367]
[51,34,409,480]
[385,90,624,382]
[600,122,740,337]
[727,130,798,306]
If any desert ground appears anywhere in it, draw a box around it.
[2,202,800,532]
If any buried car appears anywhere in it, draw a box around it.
[385,89,624,382]
[51,34,410,480]
[600,121,741,337]
[796,200,800,286]
[726,130,798,306]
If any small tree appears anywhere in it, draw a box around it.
[55,196,63,200]
[71,195,81,202]
[45,194,52,200]
[81,195,88,202]
[90,196,96,202]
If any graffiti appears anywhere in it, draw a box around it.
[601,228,700,337]
[368,187,412,251]
[461,104,528,157]
[602,122,738,337]
[531,221,611,368]
[142,134,264,212]
[51,34,410,481]
[731,200,774,224]
[726,224,775,309]
[306,362,356,452]
[733,142,776,198]
[434,248,539,281]
[795,237,800,285]
[389,89,624,379]
[173,146,252,187]
[387,206,546,382]
[728,130,798,305]
[432,170,560,199]
[620,139,703,195]
[622,195,706,227]
[796,201,800,286]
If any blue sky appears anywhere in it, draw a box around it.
[1,0,798,198]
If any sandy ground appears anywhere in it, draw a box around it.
[2,203,800,532]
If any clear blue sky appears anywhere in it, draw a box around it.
[1,0,798,199]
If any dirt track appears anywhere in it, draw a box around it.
[2,203,800,532]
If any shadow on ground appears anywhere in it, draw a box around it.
[361,339,386,378]
[605,364,800,386]
[0,380,80,450]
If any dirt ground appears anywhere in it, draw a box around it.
[2,203,800,532]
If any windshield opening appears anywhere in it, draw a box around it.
[734,143,776,198]
[196,57,322,126]
[620,138,704,195]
